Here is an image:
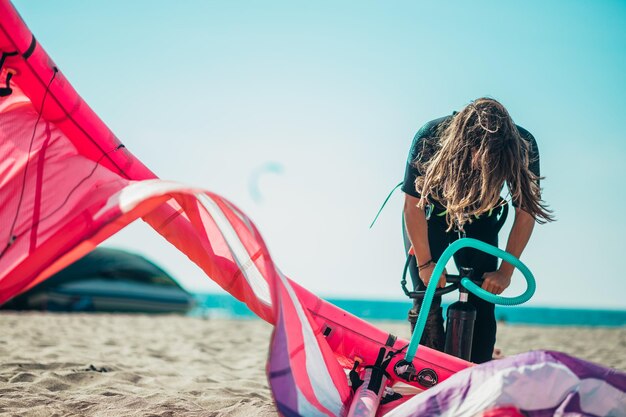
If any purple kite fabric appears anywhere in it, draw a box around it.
[385,350,626,417]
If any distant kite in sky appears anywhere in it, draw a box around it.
[249,162,284,203]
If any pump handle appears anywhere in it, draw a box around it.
[401,256,483,299]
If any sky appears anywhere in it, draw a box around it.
[11,0,626,309]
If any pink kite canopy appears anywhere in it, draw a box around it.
[1,2,624,416]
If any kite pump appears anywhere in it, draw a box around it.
[403,238,536,363]
[443,267,477,360]
[346,238,535,417]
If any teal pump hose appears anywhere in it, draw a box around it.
[404,237,536,362]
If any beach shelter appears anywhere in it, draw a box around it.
[1,247,193,313]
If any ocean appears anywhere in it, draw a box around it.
[190,293,626,327]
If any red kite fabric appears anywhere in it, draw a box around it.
[2,2,624,416]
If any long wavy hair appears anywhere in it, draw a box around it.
[415,98,554,231]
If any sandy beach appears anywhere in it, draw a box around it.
[0,312,624,417]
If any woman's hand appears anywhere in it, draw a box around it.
[419,263,447,289]
[481,270,512,295]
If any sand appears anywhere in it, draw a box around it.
[0,312,624,417]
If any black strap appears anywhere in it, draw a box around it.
[23,35,37,59]
[0,71,14,97]
[0,50,19,97]
[348,360,363,392]
[385,333,397,347]
[0,50,18,70]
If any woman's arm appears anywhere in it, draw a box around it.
[403,194,446,288]
[481,208,535,294]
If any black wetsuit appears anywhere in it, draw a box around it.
[401,115,540,364]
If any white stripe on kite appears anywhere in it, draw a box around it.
[222,199,255,235]
[296,385,334,417]
[277,269,344,416]
[198,193,272,306]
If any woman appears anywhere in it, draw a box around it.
[402,97,553,363]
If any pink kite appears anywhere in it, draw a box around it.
[1,2,624,415]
